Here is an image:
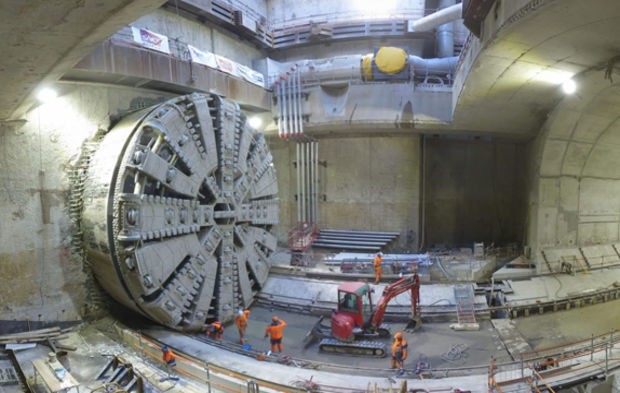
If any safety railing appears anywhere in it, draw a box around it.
[490,329,620,392]
[288,222,318,252]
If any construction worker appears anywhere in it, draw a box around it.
[373,251,383,284]
[264,316,287,352]
[206,320,224,342]
[161,345,177,379]
[235,309,250,344]
[391,332,408,370]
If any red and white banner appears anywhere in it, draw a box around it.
[188,45,218,69]
[131,27,170,54]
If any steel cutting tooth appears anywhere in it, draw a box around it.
[80,93,279,332]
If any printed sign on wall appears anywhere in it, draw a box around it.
[188,45,218,69]
[131,27,170,54]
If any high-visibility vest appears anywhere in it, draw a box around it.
[265,320,286,340]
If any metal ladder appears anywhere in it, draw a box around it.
[454,284,477,325]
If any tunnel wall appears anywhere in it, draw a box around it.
[0,85,171,323]
[270,134,529,252]
[527,74,620,270]
[270,135,421,251]
[423,137,527,249]
[132,9,263,67]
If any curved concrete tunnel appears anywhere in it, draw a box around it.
[530,70,620,261]
[2,3,620,389]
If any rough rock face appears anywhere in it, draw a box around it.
[80,93,279,331]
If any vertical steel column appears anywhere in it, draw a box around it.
[275,80,282,138]
[305,142,310,222]
[287,73,294,137]
[282,76,288,138]
[314,141,319,224]
[297,66,304,135]
[295,143,301,224]
[301,141,306,222]
[309,141,314,224]
[291,68,298,136]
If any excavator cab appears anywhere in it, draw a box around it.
[331,282,373,341]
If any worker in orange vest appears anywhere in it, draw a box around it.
[373,251,383,284]
[161,345,178,379]
[235,309,250,344]
[264,316,287,352]
[391,332,408,370]
[206,321,224,342]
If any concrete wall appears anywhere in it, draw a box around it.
[423,137,527,249]
[266,0,425,26]
[267,137,295,244]
[270,134,421,250]
[527,75,620,266]
[0,85,170,323]
[133,9,264,66]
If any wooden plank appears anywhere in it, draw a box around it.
[32,359,79,392]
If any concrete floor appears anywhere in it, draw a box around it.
[5,259,620,392]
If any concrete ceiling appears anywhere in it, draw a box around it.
[452,0,620,139]
[0,0,166,122]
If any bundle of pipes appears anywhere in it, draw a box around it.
[273,65,319,227]
[274,64,305,139]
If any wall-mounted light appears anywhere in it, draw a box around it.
[561,79,577,95]
[36,87,58,103]
[248,115,263,129]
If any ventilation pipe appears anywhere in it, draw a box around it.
[407,2,461,34]
[298,54,458,84]
[271,2,463,85]
[436,0,456,58]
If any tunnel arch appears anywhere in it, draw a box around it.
[528,71,620,268]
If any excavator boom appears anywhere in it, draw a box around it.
[369,273,420,329]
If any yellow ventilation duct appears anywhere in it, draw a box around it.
[374,47,408,74]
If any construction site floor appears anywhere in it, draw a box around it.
[4,256,620,392]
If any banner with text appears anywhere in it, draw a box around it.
[131,27,170,54]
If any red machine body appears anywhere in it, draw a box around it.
[331,274,421,342]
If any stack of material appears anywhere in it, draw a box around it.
[324,252,431,275]
[312,229,399,251]
[0,327,63,345]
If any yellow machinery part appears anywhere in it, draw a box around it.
[374,47,408,74]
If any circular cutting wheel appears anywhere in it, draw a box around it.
[80,93,279,331]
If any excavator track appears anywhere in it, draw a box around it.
[318,338,387,357]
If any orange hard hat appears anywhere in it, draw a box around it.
[394,332,403,340]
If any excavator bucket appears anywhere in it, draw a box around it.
[404,315,422,332]
[303,316,330,348]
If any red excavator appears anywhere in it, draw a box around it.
[305,273,421,357]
